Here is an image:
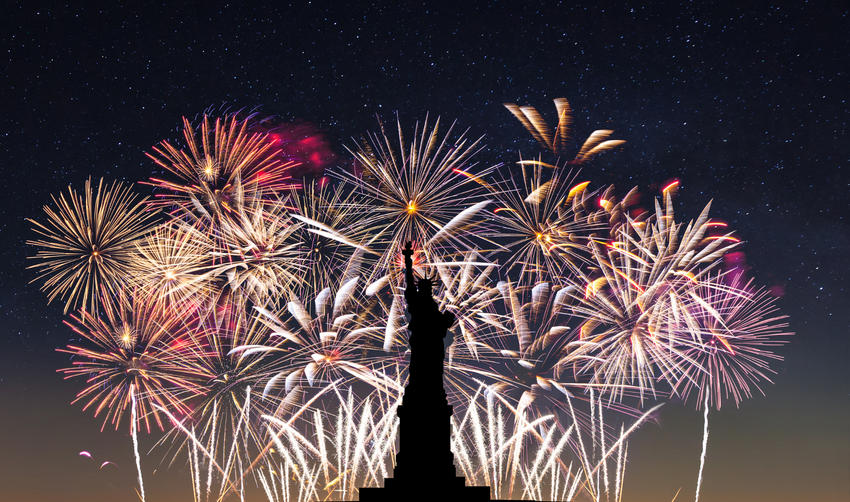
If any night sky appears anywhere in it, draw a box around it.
[1,2,848,501]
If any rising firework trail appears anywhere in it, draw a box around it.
[695,391,710,502]
[130,384,146,502]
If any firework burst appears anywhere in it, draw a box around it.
[337,115,498,271]
[434,251,500,358]
[27,177,160,313]
[129,220,215,311]
[672,274,791,410]
[210,193,305,306]
[145,114,296,223]
[445,278,636,440]
[487,160,605,284]
[152,298,282,500]
[26,100,794,501]
[58,287,202,432]
[230,273,408,402]
[288,179,375,289]
[563,193,743,402]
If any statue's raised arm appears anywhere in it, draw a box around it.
[402,242,416,303]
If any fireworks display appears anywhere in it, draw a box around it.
[26,100,792,501]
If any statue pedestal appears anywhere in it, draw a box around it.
[358,401,490,501]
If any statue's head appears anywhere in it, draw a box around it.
[417,277,433,296]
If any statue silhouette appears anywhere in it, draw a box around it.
[403,243,455,394]
[359,242,490,501]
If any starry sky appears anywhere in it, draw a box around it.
[1,2,847,501]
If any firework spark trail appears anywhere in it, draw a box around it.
[614,424,625,502]
[590,387,596,493]
[187,427,200,502]
[588,402,664,479]
[313,410,330,487]
[206,400,217,502]
[504,98,625,160]
[487,393,499,496]
[695,391,710,502]
[256,390,402,502]
[599,397,609,499]
[259,386,616,502]
[258,470,273,502]
[153,404,232,488]
[234,381,340,495]
[342,389,354,499]
[533,423,574,501]
[216,387,252,502]
[565,392,594,497]
[189,432,200,502]
[130,384,146,502]
[451,416,475,483]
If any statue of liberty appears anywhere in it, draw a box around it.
[359,242,490,501]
